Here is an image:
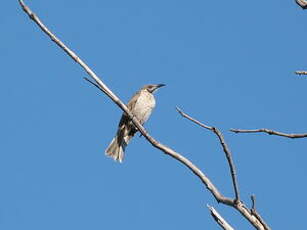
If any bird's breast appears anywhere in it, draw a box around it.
[132,90,156,124]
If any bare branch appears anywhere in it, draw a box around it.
[18,1,270,229]
[295,71,307,75]
[207,205,234,230]
[176,108,272,229]
[18,0,231,204]
[83,77,104,92]
[176,107,240,202]
[250,195,272,230]
[251,195,256,211]
[230,128,307,139]
[296,0,307,9]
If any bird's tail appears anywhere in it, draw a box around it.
[105,131,132,163]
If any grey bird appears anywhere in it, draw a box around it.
[105,84,165,162]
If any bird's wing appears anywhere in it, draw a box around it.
[118,89,141,128]
[127,90,141,111]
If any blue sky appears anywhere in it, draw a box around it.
[1,0,307,229]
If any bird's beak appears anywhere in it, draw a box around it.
[156,84,166,88]
[150,84,166,93]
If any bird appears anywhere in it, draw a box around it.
[105,84,165,162]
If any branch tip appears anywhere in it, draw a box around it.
[176,108,240,202]
[207,205,235,230]
[251,194,256,211]
[295,70,307,75]
[231,128,307,139]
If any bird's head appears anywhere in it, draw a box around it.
[143,84,166,93]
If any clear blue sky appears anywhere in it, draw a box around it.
[1,0,307,229]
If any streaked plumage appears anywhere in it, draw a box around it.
[105,84,165,162]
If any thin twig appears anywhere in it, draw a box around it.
[250,195,271,230]
[83,77,104,92]
[251,195,256,211]
[18,1,269,229]
[176,107,240,203]
[296,0,307,9]
[295,71,307,75]
[230,128,307,139]
[207,205,234,230]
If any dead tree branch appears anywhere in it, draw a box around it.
[207,205,234,230]
[296,0,307,9]
[230,128,307,139]
[18,1,270,229]
[176,107,240,202]
[175,108,271,230]
[250,195,269,230]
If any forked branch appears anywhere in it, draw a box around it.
[176,108,271,230]
[18,1,269,229]
[176,107,240,202]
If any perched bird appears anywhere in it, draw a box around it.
[105,84,165,162]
